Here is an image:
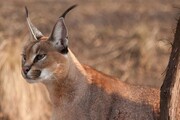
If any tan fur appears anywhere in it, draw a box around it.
[22,37,160,120]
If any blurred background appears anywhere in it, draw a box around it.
[0,0,179,120]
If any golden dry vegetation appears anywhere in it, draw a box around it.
[0,0,180,120]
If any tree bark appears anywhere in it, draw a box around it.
[160,16,180,120]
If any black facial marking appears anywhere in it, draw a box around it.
[33,54,46,63]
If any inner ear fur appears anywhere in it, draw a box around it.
[49,18,68,54]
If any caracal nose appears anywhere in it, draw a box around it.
[23,66,31,74]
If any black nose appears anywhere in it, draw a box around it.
[23,66,31,74]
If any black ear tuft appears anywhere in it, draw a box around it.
[25,6,29,18]
[60,4,77,19]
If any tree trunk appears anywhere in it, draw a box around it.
[160,16,180,120]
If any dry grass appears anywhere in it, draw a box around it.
[0,0,179,120]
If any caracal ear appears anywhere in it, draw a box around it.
[49,18,68,54]
[25,6,44,41]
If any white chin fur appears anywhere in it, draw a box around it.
[39,69,53,80]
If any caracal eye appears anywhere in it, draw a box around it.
[34,54,46,63]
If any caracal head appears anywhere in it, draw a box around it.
[21,6,76,83]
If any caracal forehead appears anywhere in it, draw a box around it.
[23,39,54,55]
